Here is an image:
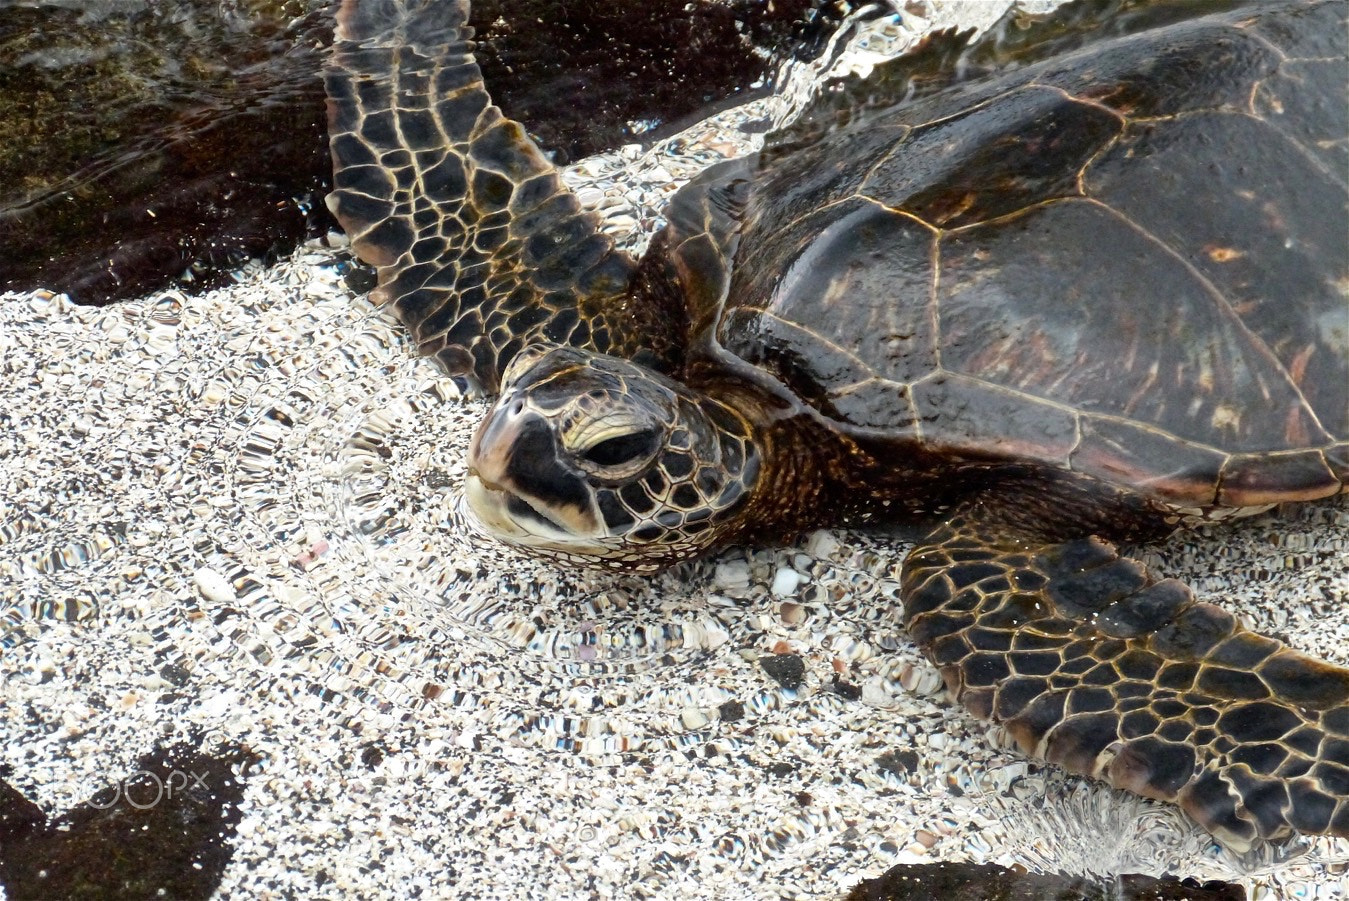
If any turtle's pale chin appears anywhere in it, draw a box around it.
[463,472,609,556]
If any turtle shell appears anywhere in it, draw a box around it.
[692,0,1348,511]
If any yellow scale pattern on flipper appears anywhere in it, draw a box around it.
[903,514,1349,851]
[325,0,646,394]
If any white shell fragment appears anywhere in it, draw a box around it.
[193,567,236,603]
[771,567,804,598]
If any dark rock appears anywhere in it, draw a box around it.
[718,699,745,722]
[472,0,857,165]
[846,861,1246,901]
[831,673,863,699]
[0,737,261,901]
[875,749,920,777]
[760,652,806,689]
[1,0,860,305]
[0,1,334,304]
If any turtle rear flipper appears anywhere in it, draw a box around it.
[325,0,650,395]
[903,498,1349,851]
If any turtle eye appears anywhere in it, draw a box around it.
[580,429,661,468]
[570,422,665,481]
[567,402,671,479]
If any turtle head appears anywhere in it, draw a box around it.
[464,346,761,571]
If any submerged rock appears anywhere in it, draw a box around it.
[0,738,260,900]
[1,0,853,304]
[847,861,1245,901]
[0,0,334,304]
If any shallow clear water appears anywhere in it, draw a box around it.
[2,1,1347,897]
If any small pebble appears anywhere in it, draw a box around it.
[900,662,944,696]
[680,707,709,730]
[805,530,841,559]
[713,560,751,590]
[194,567,235,602]
[770,567,803,598]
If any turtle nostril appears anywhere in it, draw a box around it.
[510,399,524,416]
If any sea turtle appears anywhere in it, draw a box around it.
[325,0,1349,850]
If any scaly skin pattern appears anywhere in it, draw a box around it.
[326,0,1349,852]
[903,509,1349,852]
[466,347,761,570]
[324,0,684,394]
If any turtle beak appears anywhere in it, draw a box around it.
[466,400,523,491]
[463,471,548,540]
[464,401,603,544]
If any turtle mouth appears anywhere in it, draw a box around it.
[503,490,565,534]
[464,472,577,544]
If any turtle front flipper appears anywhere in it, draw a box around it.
[902,501,1349,851]
[325,0,658,395]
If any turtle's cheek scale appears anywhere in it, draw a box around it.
[588,393,765,565]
